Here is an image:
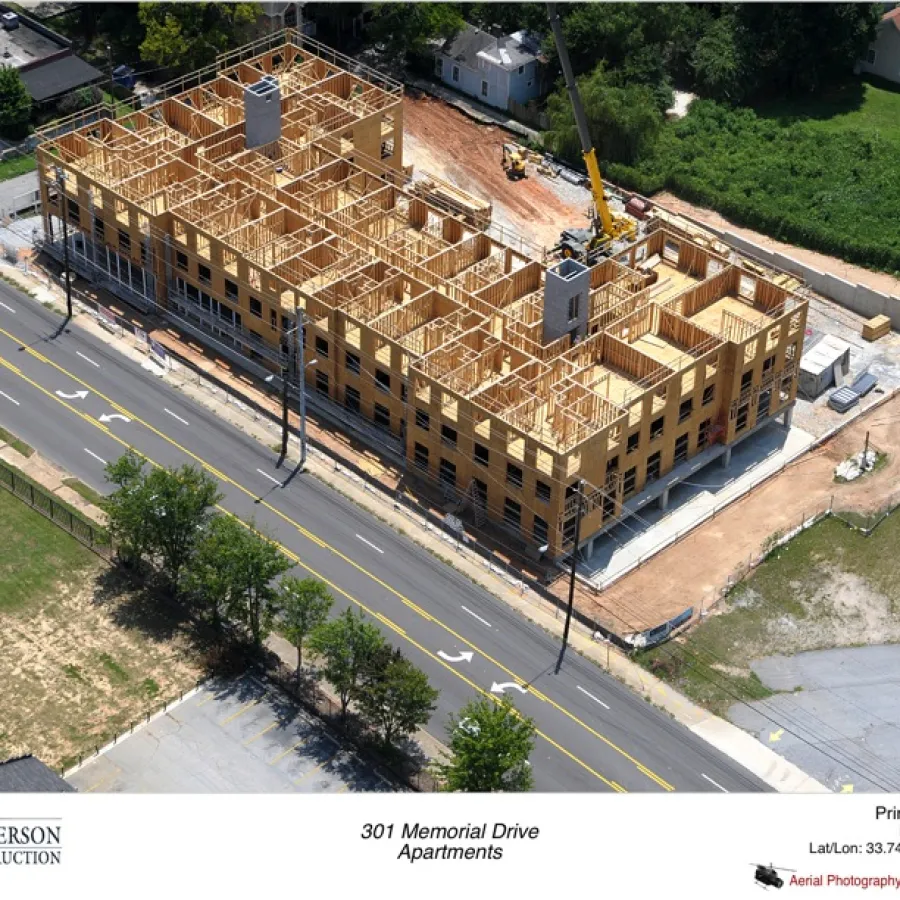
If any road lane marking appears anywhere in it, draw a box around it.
[461,605,492,628]
[577,686,610,710]
[257,468,281,485]
[437,650,473,663]
[0,332,674,792]
[491,681,527,695]
[701,773,729,793]
[164,408,190,426]
[56,389,89,400]
[0,301,15,313]
[243,722,278,746]
[356,534,383,554]
[0,390,19,405]
[76,351,100,368]
[337,784,350,794]
[269,738,308,765]
[196,691,219,708]
[84,448,107,465]
[219,697,263,726]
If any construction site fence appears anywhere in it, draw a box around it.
[0,457,112,560]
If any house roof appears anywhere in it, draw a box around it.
[441,24,542,71]
[0,755,75,792]
[884,7,900,31]
[19,53,103,102]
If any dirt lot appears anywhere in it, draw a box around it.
[573,391,900,636]
[402,93,588,249]
[653,192,900,298]
[0,488,203,770]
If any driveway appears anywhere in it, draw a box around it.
[66,674,397,793]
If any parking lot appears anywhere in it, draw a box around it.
[66,675,396,793]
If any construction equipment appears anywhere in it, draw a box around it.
[501,143,527,180]
[547,2,637,262]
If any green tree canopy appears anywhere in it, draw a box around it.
[138,3,262,73]
[357,647,438,747]
[279,576,333,671]
[368,2,465,59]
[545,64,663,167]
[438,696,536,792]
[103,454,221,590]
[0,67,32,141]
[308,607,385,717]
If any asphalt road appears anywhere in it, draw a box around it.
[0,286,770,793]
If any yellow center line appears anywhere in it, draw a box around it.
[196,691,220,708]
[268,737,308,765]
[243,721,278,745]
[0,328,674,792]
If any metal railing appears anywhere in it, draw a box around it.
[0,458,112,558]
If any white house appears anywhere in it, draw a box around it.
[434,25,545,112]
[858,5,900,85]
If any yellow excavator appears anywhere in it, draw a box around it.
[502,143,527,180]
[547,2,637,262]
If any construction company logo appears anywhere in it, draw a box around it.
[0,819,63,867]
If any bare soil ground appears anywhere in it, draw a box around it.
[570,391,900,636]
[0,489,204,770]
[653,192,900,298]
[402,94,588,249]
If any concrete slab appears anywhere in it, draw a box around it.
[66,674,395,794]
[581,421,815,588]
[727,645,900,793]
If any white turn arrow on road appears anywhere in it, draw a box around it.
[437,650,474,664]
[491,682,527,695]
[98,413,131,424]
[56,390,89,400]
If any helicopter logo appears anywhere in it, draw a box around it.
[752,863,796,889]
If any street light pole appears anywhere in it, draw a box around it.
[556,478,584,674]
[55,167,73,322]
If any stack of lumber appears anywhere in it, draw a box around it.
[862,314,891,341]
[412,173,491,229]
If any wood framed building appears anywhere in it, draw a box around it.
[36,29,808,561]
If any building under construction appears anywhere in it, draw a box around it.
[36,30,808,560]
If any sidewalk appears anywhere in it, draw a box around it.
[1,262,831,792]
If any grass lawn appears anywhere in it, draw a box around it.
[0,424,34,457]
[0,489,204,770]
[638,511,900,718]
[0,154,36,183]
[63,477,106,508]
[612,77,900,274]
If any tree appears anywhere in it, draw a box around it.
[103,454,221,590]
[0,67,31,141]
[357,647,438,747]
[104,451,153,568]
[308,608,386,718]
[368,3,465,60]
[691,12,746,104]
[185,513,244,630]
[545,64,663,167]
[220,519,291,646]
[438,696,535,792]
[142,463,221,591]
[138,3,262,73]
[279,577,333,672]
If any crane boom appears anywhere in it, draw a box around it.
[547,2,628,243]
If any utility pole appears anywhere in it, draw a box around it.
[295,307,307,469]
[277,307,308,470]
[55,167,73,322]
[556,478,584,674]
